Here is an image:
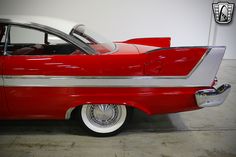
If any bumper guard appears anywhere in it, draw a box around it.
[195,84,231,107]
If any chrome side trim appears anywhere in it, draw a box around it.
[3,75,205,87]
[65,107,75,119]
[2,75,194,79]
[195,84,231,107]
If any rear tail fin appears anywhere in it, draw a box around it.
[121,37,171,48]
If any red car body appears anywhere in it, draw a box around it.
[0,16,231,135]
[1,43,209,119]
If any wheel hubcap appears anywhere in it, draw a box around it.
[86,104,121,127]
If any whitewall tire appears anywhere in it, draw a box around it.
[80,104,130,136]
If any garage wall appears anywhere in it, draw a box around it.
[0,0,235,58]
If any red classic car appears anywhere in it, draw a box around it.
[0,16,231,136]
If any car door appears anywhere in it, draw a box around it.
[2,25,100,119]
[3,25,144,119]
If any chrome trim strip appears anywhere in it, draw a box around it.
[3,75,191,79]
[3,76,205,87]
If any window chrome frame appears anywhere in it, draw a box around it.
[3,25,10,56]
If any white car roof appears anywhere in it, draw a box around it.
[0,15,78,34]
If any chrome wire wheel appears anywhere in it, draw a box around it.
[81,104,127,134]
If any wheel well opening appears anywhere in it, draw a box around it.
[69,106,81,120]
[68,104,136,120]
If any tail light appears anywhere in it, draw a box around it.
[211,77,218,87]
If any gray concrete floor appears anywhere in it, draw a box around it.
[0,60,236,157]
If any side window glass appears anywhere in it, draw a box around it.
[47,34,67,44]
[10,26,44,44]
[7,25,82,55]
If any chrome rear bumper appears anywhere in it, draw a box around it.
[195,84,231,107]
